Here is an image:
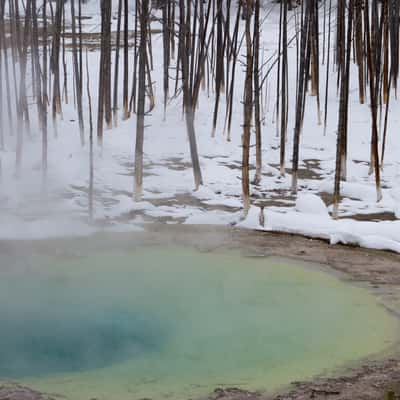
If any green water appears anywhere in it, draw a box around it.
[0,246,397,400]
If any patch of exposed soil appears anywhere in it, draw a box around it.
[0,384,57,400]
[341,211,398,222]
[266,359,400,400]
[202,359,400,400]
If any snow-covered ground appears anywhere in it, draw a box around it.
[1,1,400,254]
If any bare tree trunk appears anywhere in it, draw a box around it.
[0,0,4,150]
[71,0,85,145]
[364,0,382,201]
[78,0,83,94]
[113,0,123,125]
[62,3,68,104]
[253,0,262,185]
[129,2,139,114]
[179,0,203,190]
[354,0,364,104]
[16,0,33,175]
[333,0,353,218]
[134,0,149,201]
[323,0,332,135]
[103,0,112,128]
[32,0,44,165]
[380,67,391,167]
[0,0,14,142]
[122,0,129,119]
[279,0,288,176]
[162,0,169,119]
[86,49,94,221]
[242,0,253,215]
[97,0,112,144]
[224,1,241,142]
[42,0,48,178]
[291,0,311,194]
[211,0,224,137]
[51,0,63,132]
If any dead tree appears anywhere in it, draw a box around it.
[71,0,85,145]
[178,0,203,190]
[86,50,94,221]
[279,0,288,176]
[364,0,382,201]
[51,0,63,130]
[291,0,311,194]
[113,0,123,124]
[134,0,149,200]
[122,0,129,119]
[333,0,353,218]
[242,0,253,215]
[0,0,5,150]
[253,0,262,185]
[97,0,112,144]
[161,0,170,119]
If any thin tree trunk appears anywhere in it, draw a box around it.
[71,0,85,145]
[253,0,262,185]
[113,0,123,125]
[242,0,253,215]
[291,0,311,194]
[134,0,149,201]
[333,0,354,217]
[179,0,203,190]
[280,0,288,176]
[86,49,94,221]
[122,0,129,119]
[364,0,382,201]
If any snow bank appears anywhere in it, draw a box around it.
[295,193,329,216]
[237,206,400,254]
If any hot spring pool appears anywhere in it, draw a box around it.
[0,243,397,400]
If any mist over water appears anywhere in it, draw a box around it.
[0,244,397,400]
[0,307,168,378]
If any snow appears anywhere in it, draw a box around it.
[1,1,400,254]
[238,206,400,254]
[295,194,329,216]
[184,210,237,226]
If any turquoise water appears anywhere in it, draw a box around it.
[0,245,397,400]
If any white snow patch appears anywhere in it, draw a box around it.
[238,206,400,254]
[184,210,238,225]
[295,193,329,216]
